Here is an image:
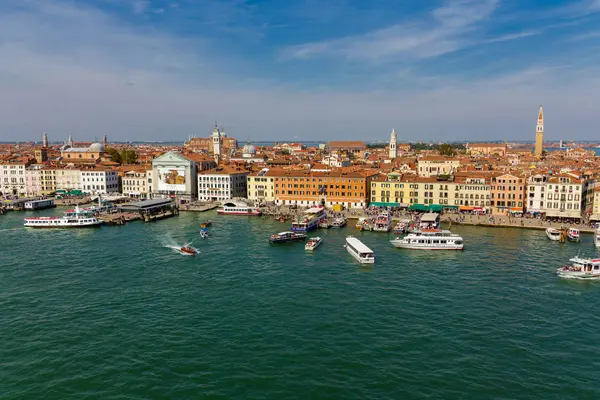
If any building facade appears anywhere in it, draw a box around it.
[151,152,197,202]
[526,174,548,213]
[247,169,276,203]
[197,166,248,201]
[542,174,586,219]
[417,156,460,178]
[80,168,119,195]
[0,162,27,195]
[490,173,526,214]
[122,169,153,198]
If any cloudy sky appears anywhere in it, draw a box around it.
[1,0,600,143]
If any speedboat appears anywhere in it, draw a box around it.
[567,228,580,242]
[166,244,199,256]
[546,228,562,241]
[557,256,600,279]
[390,229,464,250]
[200,220,212,228]
[199,229,209,238]
[269,231,307,243]
[305,237,323,251]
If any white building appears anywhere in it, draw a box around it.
[389,128,397,159]
[152,152,197,202]
[56,166,82,192]
[526,174,548,213]
[197,166,248,201]
[0,162,27,196]
[417,156,460,178]
[25,166,43,196]
[542,174,587,219]
[321,153,351,168]
[80,168,119,195]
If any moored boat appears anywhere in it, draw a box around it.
[24,206,103,228]
[556,256,600,279]
[269,231,307,243]
[595,228,600,247]
[344,236,375,264]
[305,237,323,251]
[546,228,562,241]
[291,207,327,232]
[567,228,580,242]
[373,211,392,232]
[390,229,464,250]
[331,217,347,228]
[217,202,262,216]
[319,218,330,229]
[393,219,411,234]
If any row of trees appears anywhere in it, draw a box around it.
[105,148,139,164]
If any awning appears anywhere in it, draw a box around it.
[409,204,429,212]
[428,204,443,212]
[459,206,473,211]
[369,202,400,207]
[443,205,459,209]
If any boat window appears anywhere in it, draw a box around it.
[595,266,599,270]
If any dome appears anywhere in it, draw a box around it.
[242,143,256,156]
[89,142,105,152]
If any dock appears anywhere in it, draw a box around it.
[98,212,141,225]
[179,202,220,212]
[119,198,179,223]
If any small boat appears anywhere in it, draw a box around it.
[331,217,347,228]
[392,220,410,234]
[595,228,600,247]
[269,231,307,243]
[319,218,330,229]
[305,237,323,251]
[199,220,212,228]
[373,211,392,232]
[199,229,209,238]
[567,228,580,242]
[344,236,375,264]
[557,256,600,279]
[546,228,562,241]
[166,244,199,256]
[390,229,464,250]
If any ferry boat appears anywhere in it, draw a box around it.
[291,207,327,232]
[305,237,323,251]
[546,228,563,241]
[344,236,375,264]
[269,231,307,243]
[556,256,600,280]
[567,228,580,242]
[24,199,55,210]
[24,206,104,228]
[390,229,464,250]
[373,211,392,232]
[331,217,347,228]
[217,202,262,216]
[356,217,374,231]
[595,228,600,247]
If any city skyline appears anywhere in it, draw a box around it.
[1,0,600,141]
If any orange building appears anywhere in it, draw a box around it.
[490,173,526,214]
[270,170,373,208]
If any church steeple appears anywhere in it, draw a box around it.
[535,105,544,157]
[67,134,73,147]
[389,128,397,159]
[42,131,48,148]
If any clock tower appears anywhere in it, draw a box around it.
[535,105,544,157]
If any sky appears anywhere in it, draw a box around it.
[1,0,600,143]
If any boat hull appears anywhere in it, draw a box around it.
[391,242,463,250]
[269,237,306,243]
[217,210,261,216]
[556,271,600,280]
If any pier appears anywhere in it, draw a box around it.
[119,199,179,223]
[98,212,141,225]
[179,202,220,212]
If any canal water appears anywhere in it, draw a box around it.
[1,210,599,399]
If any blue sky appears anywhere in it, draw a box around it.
[1,0,600,142]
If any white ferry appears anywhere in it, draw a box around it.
[305,237,323,251]
[344,236,375,264]
[217,202,262,216]
[546,228,562,241]
[291,207,327,232]
[595,228,600,247]
[373,211,392,232]
[24,199,55,210]
[557,256,600,280]
[390,229,464,250]
[24,206,104,228]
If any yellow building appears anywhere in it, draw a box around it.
[370,175,412,206]
[454,176,492,210]
[55,167,82,192]
[40,168,57,194]
[370,174,457,209]
[590,187,600,221]
[535,105,544,157]
[246,170,276,203]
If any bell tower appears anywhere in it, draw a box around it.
[212,124,222,161]
[389,128,397,159]
[535,105,544,157]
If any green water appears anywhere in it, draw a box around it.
[1,210,599,399]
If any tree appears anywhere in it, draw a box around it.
[105,148,138,164]
[439,144,456,157]
[106,147,122,164]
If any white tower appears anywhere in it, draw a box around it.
[67,134,73,146]
[42,132,48,148]
[389,129,397,159]
[212,124,222,160]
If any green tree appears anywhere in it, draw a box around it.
[439,144,456,156]
[106,147,122,164]
[121,149,138,164]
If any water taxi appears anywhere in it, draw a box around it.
[393,219,411,234]
[344,236,375,264]
[24,206,104,228]
[291,207,327,232]
[390,229,464,250]
[546,228,563,241]
[269,231,307,243]
[166,244,199,256]
[217,202,262,216]
[305,237,323,251]
[595,228,600,247]
[373,211,392,232]
[567,228,580,242]
[557,256,600,280]
[331,217,347,228]
[319,219,330,229]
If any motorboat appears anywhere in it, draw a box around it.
[305,237,323,251]
[556,256,600,279]
[546,228,563,241]
[166,244,199,256]
[319,219,330,229]
[393,220,411,234]
[199,229,209,238]
[291,207,327,232]
[373,211,392,232]
[331,217,347,228]
[390,229,464,250]
[199,220,212,228]
[595,228,600,247]
[567,228,580,242]
[269,231,307,243]
[344,236,375,264]
[356,217,374,231]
